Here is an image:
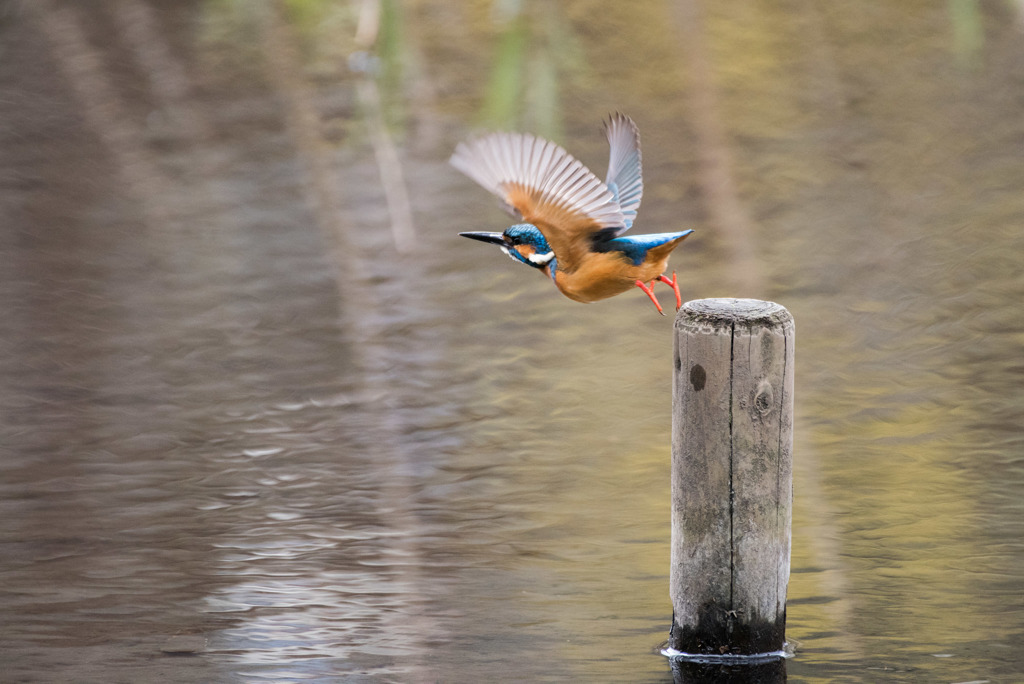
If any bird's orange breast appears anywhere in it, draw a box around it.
[553,250,672,303]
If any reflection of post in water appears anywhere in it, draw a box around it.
[261,0,358,278]
[261,5,438,680]
[480,2,570,141]
[109,0,212,143]
[352,0,417,254]
[31,0,171,226]
[671,657,786,683]
[355,0,442,153]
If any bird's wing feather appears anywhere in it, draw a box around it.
[603,113,643,233]
[596,230,693,265]
[450,131,626,266]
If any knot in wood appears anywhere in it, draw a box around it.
[754,380,774,415]
[690,364,707,391]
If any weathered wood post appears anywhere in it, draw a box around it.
[669,298,794,659]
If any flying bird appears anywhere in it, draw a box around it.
[450,113,693,315]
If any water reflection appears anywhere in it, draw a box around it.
[1,0,1023,682]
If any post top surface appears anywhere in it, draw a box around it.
[676,298,793,327]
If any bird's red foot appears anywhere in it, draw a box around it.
[635,279,665,316]
[657,271,682,310]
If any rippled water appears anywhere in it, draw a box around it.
[2,1,1023,682]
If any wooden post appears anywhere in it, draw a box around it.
[669,298,794,657]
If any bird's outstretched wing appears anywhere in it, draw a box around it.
[603,113,643,232]
[450,130,626,267]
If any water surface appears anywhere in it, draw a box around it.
[1,1,1023,682]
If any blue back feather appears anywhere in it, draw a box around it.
[592,231,694,265]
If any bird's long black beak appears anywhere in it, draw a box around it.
[459,231,506,246]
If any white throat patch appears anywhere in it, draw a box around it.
[528,251,554,265]
[501,245,554,266]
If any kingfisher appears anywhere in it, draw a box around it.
[450,113,693,315]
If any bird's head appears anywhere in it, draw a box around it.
[459,224,555,271]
